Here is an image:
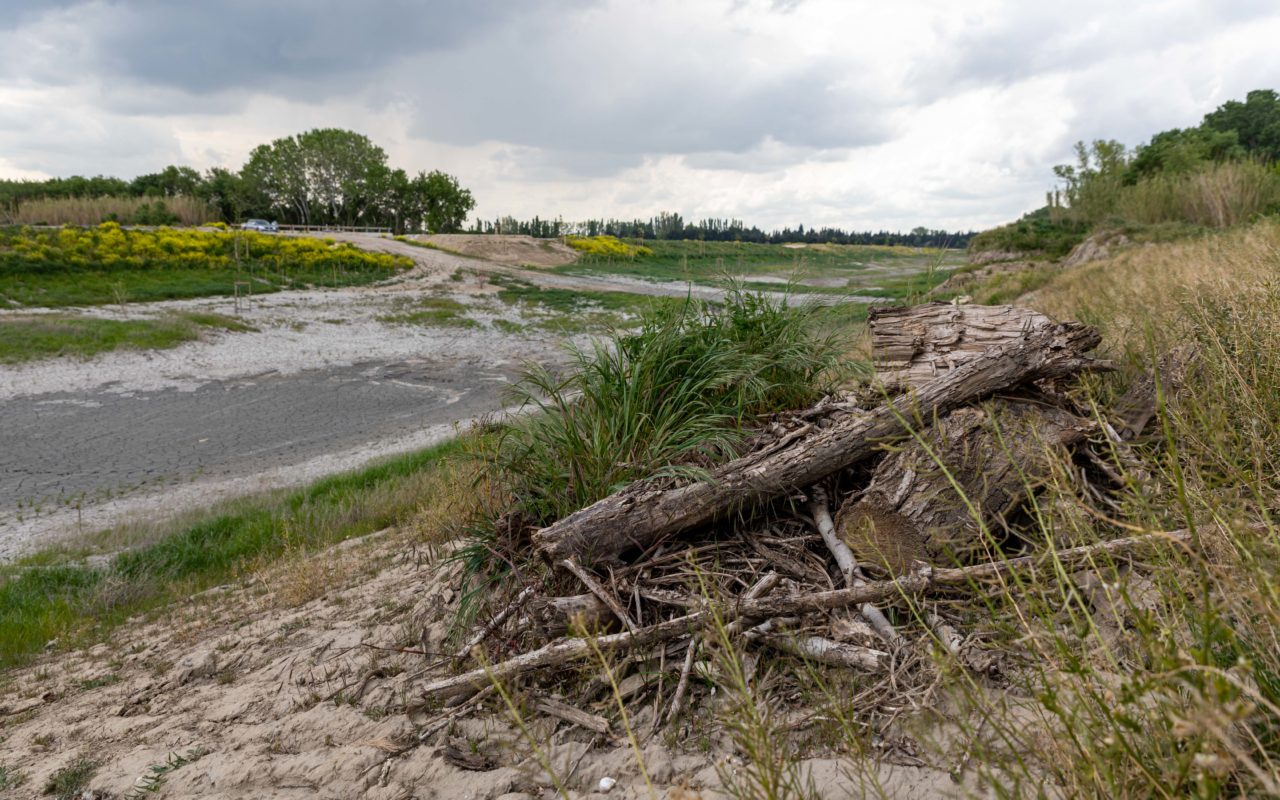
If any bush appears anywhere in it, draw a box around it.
[490,287,849,527]
[565,235,653,259]
[968,207,1089,258]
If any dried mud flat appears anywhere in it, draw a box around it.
[0,529,960,799]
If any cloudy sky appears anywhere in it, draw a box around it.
[1,0,1277,231]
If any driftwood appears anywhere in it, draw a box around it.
[808,489,902,646]
[835,399,1092,575]
[532,320,1102,564]
[420,529,1191,702]
[870,303,1056,388]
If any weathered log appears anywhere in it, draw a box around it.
[532,320,1102,564]
[420,529,1192,701]
[870,303,1056,388]
[835,399,1092,575]
[524,593,612,637]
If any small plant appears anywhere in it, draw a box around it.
[121,747,208,799]
[43,757,98,799]
[0,764,27,790]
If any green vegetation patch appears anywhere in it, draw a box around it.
[378,296,478,328]
[0,223,412,308]
[0,311,255,364]
[557,238,965,293]
[0,438,467,669]
[492,275,655,315]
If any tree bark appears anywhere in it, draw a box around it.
[870,303,1056,389]
[532,321,1101,564]
[835,399,1091,575]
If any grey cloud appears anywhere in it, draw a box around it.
[908,1,1280,101]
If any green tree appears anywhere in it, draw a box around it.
[417,170,475,233]
[1203,89,1280,162]
[240,129,390,225]
[130,165,202,197]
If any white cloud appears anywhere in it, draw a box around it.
[0,0,1278,230]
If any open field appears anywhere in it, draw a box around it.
[556,238,965,299]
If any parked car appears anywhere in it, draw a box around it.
[241,219,279,232]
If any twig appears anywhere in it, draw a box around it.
[664,635,699,725]
[452,585,536,664]
[926,609,964,657]
[418,529,1191,702]
[535,696,611,735]
[748,629,890,672]
[562,557,637,634]
[808,488,904,647]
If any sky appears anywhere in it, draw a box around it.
[0,0,1277,231]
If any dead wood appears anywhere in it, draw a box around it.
[532,320,1102,564]
[870,303,1057,388]
[747,630,890,671]
[535,696,611,735]
[835,399,1092,575]
[524,593,612,637]
[419,529,1190,702]
[808,488,902,646]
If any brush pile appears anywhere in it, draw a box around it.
[415,301,1193,740]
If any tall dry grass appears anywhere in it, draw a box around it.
[930,220,1280,798]
[1114,161,1280,228]
[3,195,215,226]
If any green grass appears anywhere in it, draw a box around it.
[378,297,478,328]
[0,437,468,669]
[0,311,256,364]
[0,265,395,309]
[0,225,411,309]
[43,758,97,799]
[484,287,852,532]
[554,238,965,292]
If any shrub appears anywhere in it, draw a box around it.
[565,235,653,259]
[489,287,849,527]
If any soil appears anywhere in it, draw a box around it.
[0,529,961,799]
[412,235,581,268]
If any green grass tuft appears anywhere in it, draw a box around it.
[0,438,468,669]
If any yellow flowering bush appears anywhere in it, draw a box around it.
[565,235,653,259]
[0,225,411,275]
[0,225,413,306]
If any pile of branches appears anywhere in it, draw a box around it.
[416,302,1193,737]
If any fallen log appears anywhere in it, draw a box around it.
[532,320,1102,564]
[421,528,1190,701]
[835,399,1092,575]
[870,303,1056,388]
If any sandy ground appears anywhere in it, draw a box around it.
[0,530,962,799]
[412,234,580,268]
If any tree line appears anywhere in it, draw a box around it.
[1048,89,1280,227]
[0,129,476,234]
[469,211,973,248]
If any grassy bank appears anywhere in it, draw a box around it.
[0,312,255,364]
[0,224,412,308]
[938,219,1280,797]
[0,437,476,669]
